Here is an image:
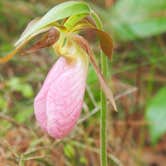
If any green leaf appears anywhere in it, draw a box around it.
[106,0,166,41]
[15,1,91,46]
[20,84,34,98]
[7,77,34,98]
[145,87,166,144]
[15,108,33,123]
[80,156,87,165]
[0,97,6,109]
[90,10,103,30]
[19,18,40,42]
[87,66,98,84]
[64,13,88,29]
[64,144,75,158]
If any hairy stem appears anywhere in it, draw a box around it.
[100,52,108,166]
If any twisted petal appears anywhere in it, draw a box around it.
[34,56,88,139]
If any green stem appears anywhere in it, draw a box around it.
[100,52,108,166]
[91,10,109,166]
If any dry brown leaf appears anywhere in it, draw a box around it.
[22,27,60,54]
[94,29,114,60]
[73,21,114,60]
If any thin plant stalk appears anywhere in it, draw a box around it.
[100,52,108,166]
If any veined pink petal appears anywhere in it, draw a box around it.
[34,56,88,139]
[46,57,88,138]
[34,58,68,131]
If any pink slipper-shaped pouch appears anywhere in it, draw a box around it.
[34,56,88,139]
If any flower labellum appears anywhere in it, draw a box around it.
[34,39,89,139]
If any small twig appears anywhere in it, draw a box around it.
[23,140,61,155]
[82,102,90,114]
[78,87,137,124]
[115,87,137,100]
[22,155,45,161]
[0,113,24,127]
[70,140,124,166]
[78,106,100,124]
[114,120,151,126]
[0,139,19,158]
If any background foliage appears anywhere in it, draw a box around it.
[0,0,166,165]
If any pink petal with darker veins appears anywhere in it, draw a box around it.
[34,56,88,139]
[34,58,67,131]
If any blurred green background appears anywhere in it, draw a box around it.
[0,0,166,165]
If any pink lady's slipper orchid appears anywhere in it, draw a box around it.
[0,1,116,139]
